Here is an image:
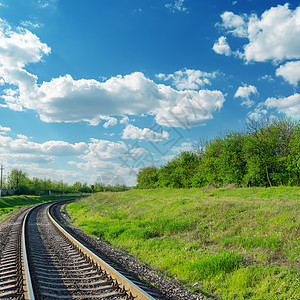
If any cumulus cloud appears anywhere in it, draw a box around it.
[0,18,50,68]
[122,124,169,141]
[0,125,11,135]
[0,152,55,164]
[156,69,217,90]
[0,134,88,157]
[102,117,117,128]
[215,4,300,63]
[219,11,247,38]
[212,36,232,56]
[0,132,147,186]
[155,89,225,127]
[276,61,300,86]
[69,138,148,186]
[2,69,225,128]
[264,93,300,118]
[75,138,147,163]
[234,84,258,107]
[0,20,225,129]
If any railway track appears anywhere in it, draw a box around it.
[0,202,159,299]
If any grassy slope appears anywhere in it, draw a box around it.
[66,187,300,299]
[0,194,81,222]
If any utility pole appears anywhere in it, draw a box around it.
[0,165,3,200]
[16,171,19,188]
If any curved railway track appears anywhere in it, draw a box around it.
[0,202,159,299]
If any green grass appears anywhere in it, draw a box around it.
[0,194,82,222]
[66,187,300,299]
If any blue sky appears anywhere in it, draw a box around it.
[0,0,299,186]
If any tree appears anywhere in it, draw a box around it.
[6,169,32,194]
[215,131,246,186]
[287,122,300,186]
[244,118,296,186]
[192,137,223,187]
[158,151,200,188]
[137,166,159,189]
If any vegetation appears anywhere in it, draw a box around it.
[66,187,300,299]
[0,194,81,222]
[1,169,129,195]
[137,118,300,189]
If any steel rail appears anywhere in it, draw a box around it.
[47,203,156,300]
[21,207,35,300]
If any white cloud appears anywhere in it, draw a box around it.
[41,140,88,156]
[3,161,83,184]
[20,20,41,29]
[0,134,88,157]
[276,61,300,86]
[264,93,300,118]
[2,70,225,128]
[155,89,225,127]
[69,138,149,186]
[162,141,193,162]
[156,69,217,90]
[0,133,147,186]
[102,117,117,128]
[215,4,300,63]
[165,0,188,13]
[76,138,147,163]
[212,36,232,56]
[26,72,163,124]
[120,116,129,124]
[170,141,192,153]
[0,152,54,164]
[0,18,50,68]
[0,125,11,135]
[259,74,274,82]
[247,106,268,121]
[122,124,169,141]
[219,11,247,38]
[37,0,58,9]
[234,84,258,107]
[0,20,225,129]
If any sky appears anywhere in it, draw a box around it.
[0,0,300,186]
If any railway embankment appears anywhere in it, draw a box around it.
[66,187,300,299]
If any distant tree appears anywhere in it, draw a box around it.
[6,169,32,194]
[104,184,129,192]
[139,117,300,189]
[93,182,105,192]
[72,181,83,193]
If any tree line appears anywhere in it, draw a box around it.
[1,169,129,195]
[137,118,300,189]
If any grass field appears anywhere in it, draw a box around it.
[0,194,82,222]
[66,187,300,299]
